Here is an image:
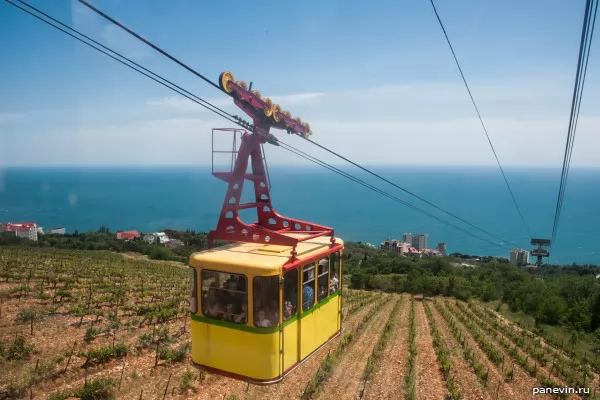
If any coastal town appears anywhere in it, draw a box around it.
[379,233,447,258]
[1,221,536,269]
[0,221,184,248]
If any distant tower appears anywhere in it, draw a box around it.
[403,233,428,250]
[530,238,551,267]
[509,248,530,267]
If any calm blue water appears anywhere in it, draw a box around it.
[0,166,598,265]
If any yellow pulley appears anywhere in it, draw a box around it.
[262,97,273,117]
[251,90,262,100]
[219,71,235,93]
[272,104,282,122]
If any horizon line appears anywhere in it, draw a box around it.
[2,164,599,169]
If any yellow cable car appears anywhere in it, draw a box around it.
[189,234,343,383]
[188,72,343,383]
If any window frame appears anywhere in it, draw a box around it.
[200,269,248,325]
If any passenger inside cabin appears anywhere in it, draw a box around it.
[226,275,237,290]
[205,289,225,319]
[224,303,235,321]
[256,310,272,327]
[267,300,279,325]
[234,301,247,323]
[236,276,246,292]
[284,281,297,314]
[330,273,339,293]
[319,285,327,299]
[284,300,293,320]
[302,281,314,311]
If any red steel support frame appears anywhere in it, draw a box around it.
[207,80,335,258]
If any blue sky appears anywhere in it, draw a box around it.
[0,0,598,167]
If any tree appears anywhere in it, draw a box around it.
[538,296,567,325]
[591,294,600,331]
[350,273,366,289]
[567,300,591,331]
[405,270,423,295]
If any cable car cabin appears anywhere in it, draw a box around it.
[188,233,343,384]
[187,70,341,383]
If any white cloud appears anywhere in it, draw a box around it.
[144,92,324,114]
[4,114,599,167]
[270,93,324,107]
[289,116,600,166]
[4,76,599,167]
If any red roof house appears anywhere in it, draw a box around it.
[115,230,140,240]
[0,222,38,241]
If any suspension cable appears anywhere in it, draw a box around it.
[10,0,246,127]
[277,140,513,248]
[428,0,533,240]
[71,0,525,247]
[4,0,517,250]
[78,0,224,94]
[551,0,598,248]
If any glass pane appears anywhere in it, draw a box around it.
[201,270,247,324]
[317,257,329,302]
[302,263,315,312]
[330,253,340,293]
[253,275,280,327]
[283,269,299,321]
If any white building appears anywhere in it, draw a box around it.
[403,233,428,250]
[0,222,38,241]
[510,248,530,266]
[380,239,409,254]
[48,227,66,235]
[144,232,170,245]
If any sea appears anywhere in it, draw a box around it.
[0,166,599,265]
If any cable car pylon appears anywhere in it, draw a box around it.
[208,72,334,260]
[531,238,551,267]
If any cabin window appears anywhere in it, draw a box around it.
[283,269,299,321]
[330,252,340,293]
[317,258,329,303]
[253,275,280,328]
[302,262,315,312]
[189,267,198,314]
[201,270,247,324]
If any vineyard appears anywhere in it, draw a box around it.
[1,247,599,399]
